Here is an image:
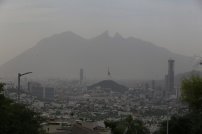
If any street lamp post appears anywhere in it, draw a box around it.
[167,114,169,134]
[166,105,172,134]
[17,72,32,103]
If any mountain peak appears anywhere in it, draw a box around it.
[63,31,83,37]
[114,32,124,40]
[53,31,84,40]
[94,31,111,40]
[0,31,192,79]
[102,30,109,36]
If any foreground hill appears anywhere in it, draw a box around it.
[0,31,193,79]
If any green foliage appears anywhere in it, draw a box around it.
[0,82,5,94]
[104,115,149,134]
[154,113,202,134]
[181,76,202,111]
[154,114,192,134]
[189,112,202,134]
[0,83,45,134]
[155,76,202,134]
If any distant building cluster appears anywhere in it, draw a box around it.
[29,82,55,101]
[2,58,193,134]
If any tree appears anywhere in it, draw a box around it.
[104,115,149,134]
[181,76,202,111]
[155,76,202,134]
[0,83,46,134]
[154,115,192,134]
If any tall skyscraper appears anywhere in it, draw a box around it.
[80,68,84,85]
[167,59,175,93]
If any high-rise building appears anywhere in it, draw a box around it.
[144,82,149,90]
[164,74,168,90]
[151,80,155,89]
[30,82,44,99]
[167,59,175,93]
[80,68,84,85]
[44,87,54,100]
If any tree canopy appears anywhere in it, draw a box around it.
[104,115,149,134]
[155,76,202,134]
[181,75,202,111]
[0,83,45,134]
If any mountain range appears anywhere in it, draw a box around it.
[0,31,193,79]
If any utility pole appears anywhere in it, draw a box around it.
[167,115,169,134]
[17,73,20,102]
[166,106,171,134]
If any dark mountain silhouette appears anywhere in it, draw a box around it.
[0,31,193,79]
[88,80,128,93]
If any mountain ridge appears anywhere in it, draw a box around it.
[0,31,193,79]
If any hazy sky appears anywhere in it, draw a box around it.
[0,0,202,65]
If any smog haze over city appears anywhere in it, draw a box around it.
[1,1,202,134]
[0,0,202,63]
